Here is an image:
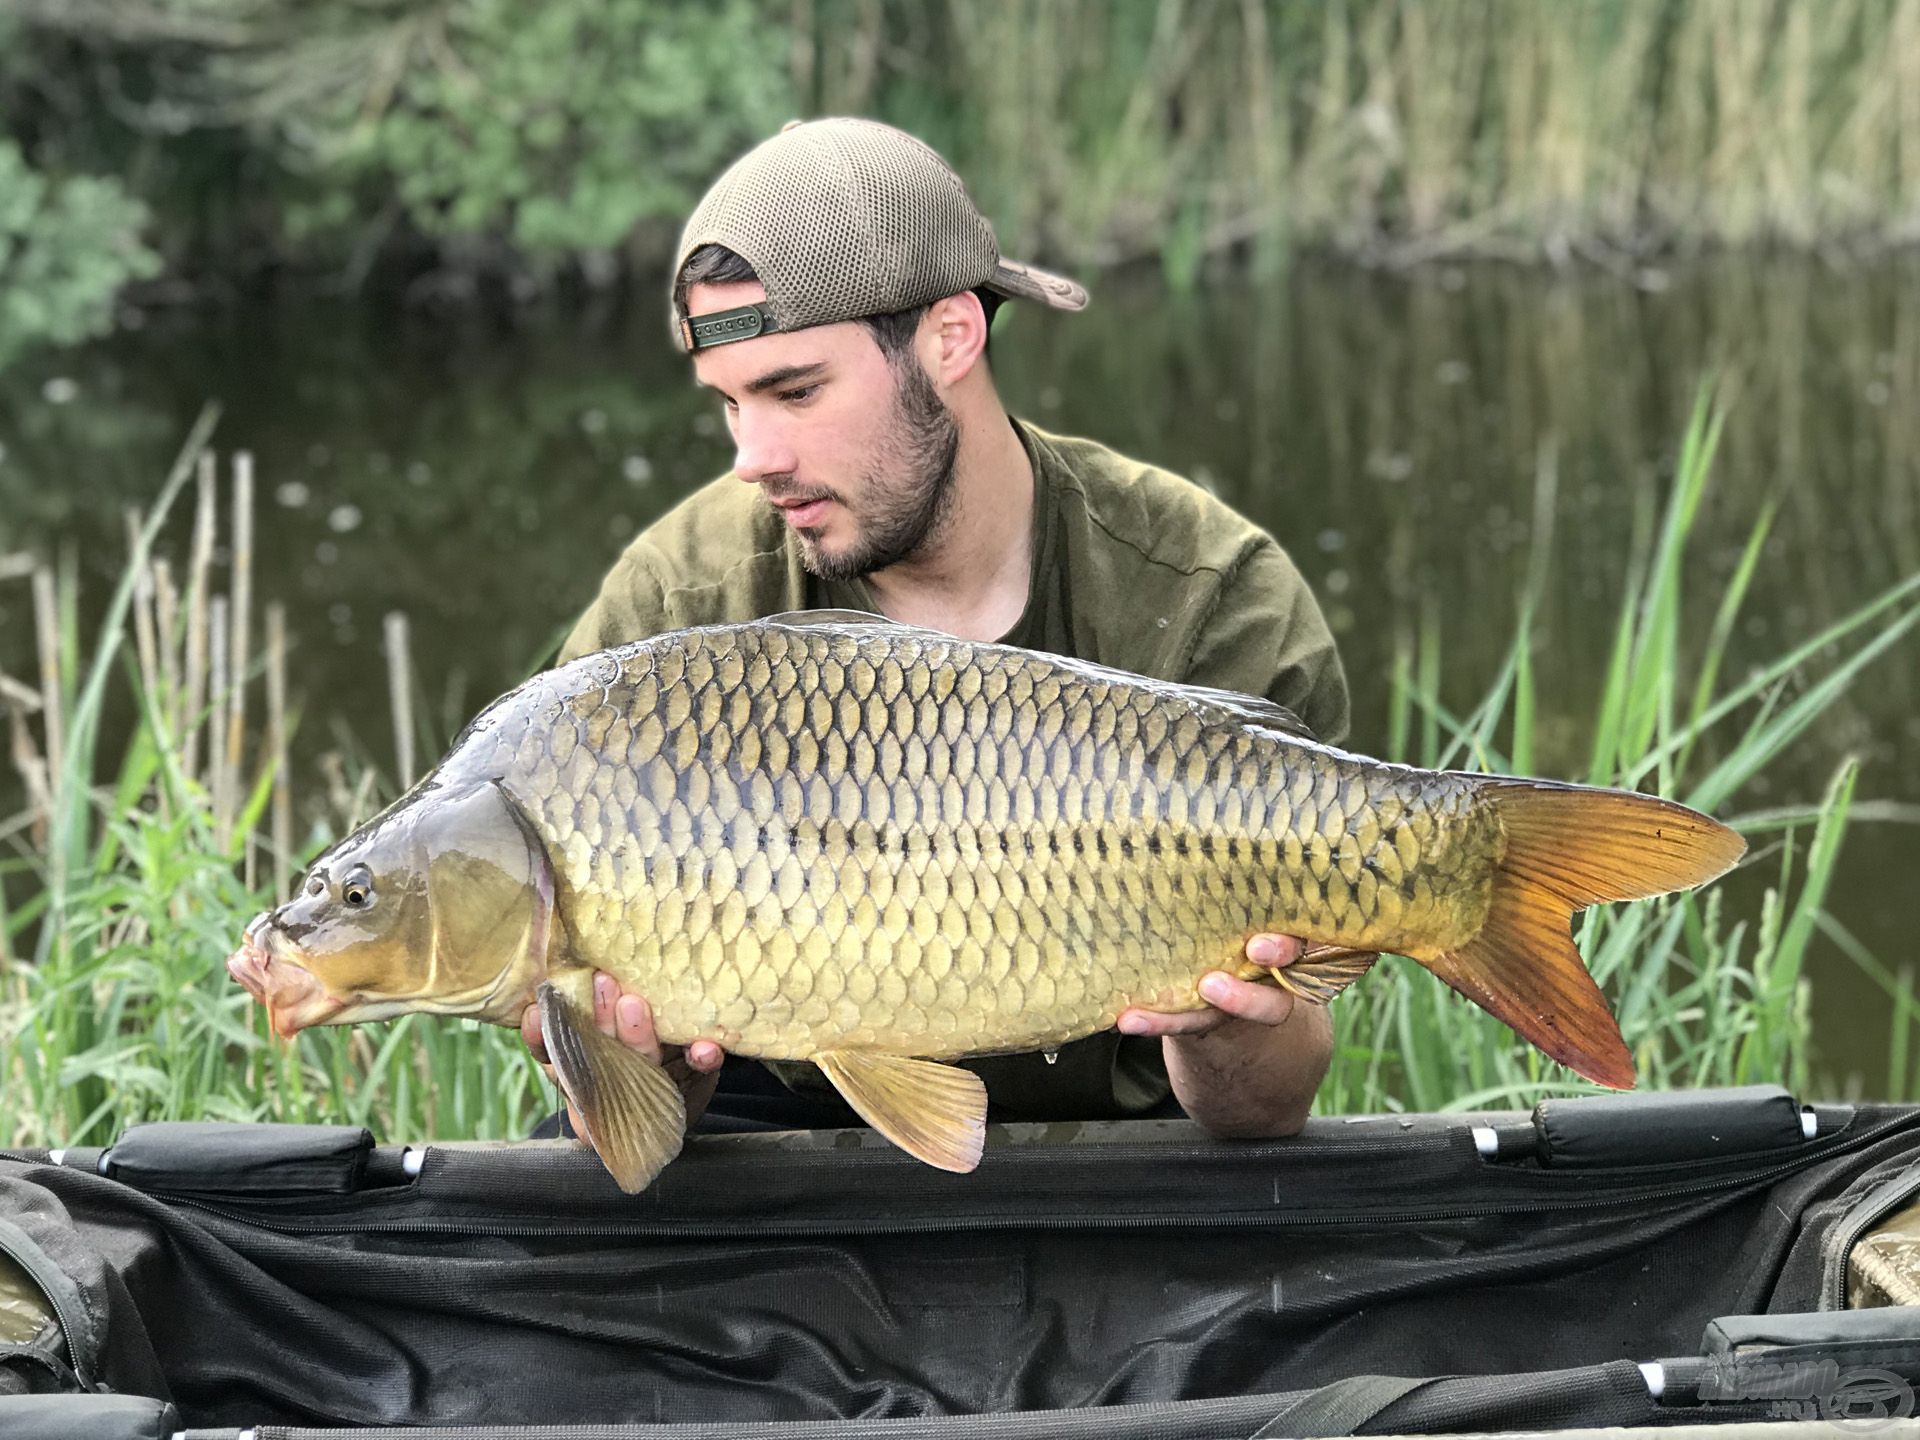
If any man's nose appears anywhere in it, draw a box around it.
[731,411,795,483]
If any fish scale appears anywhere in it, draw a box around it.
[448,623,1480,1060]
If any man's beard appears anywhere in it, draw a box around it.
[785,361,960,582]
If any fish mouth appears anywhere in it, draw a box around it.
[228,913,346,1038]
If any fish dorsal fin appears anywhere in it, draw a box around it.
[762,608,962,645]
[763,610,1317,741]
[766,607,907,630]
[813,1050,988,1173]
[537,982,686,1193]
[1173,683,1316,740]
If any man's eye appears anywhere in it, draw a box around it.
[778,385,817,404]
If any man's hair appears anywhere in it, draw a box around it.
[676,244,1000,365]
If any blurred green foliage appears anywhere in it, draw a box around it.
[271,0,790,270]
[0,139,159,361]
[4,0,1920,357]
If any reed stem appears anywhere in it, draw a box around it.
[222,452,254,841]
[182,454,216,780]
[124,507,162,717]
[30,567,62,790]
[208,594,229,841]
[267,603,293,904]
[153,558,180,727]
[385,611,415,789]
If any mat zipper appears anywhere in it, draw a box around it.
[147,1111,1920,1243]
[1821,1159,1920,1311]
[0,1218,91,1389]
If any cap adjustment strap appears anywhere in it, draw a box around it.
[681,302,781,351]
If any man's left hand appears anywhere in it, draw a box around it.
[1114,933,1304,1037]
[1114,933,1333,1138]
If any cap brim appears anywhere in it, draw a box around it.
[986,258,1088,312]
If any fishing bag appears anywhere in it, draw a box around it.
[2,1084,1918,1439]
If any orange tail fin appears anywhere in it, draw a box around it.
[1420,781,1746,1090]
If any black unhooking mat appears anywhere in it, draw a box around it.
[2,1086,1919,1438]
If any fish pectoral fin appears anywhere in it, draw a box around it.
[536,981,685,1194]
[1244,945,1379,1005]
[813,1050,987,1174]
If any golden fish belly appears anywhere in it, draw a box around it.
[467,624,1502,1060]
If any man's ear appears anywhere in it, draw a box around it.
[926,291,990,385]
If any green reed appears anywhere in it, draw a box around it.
[3,389,1917,1149]
[1322,386,1920,1113]
[833,0,1920,270]
[0,419,551,1148]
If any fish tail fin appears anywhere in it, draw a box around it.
[1418,782,1746,1090]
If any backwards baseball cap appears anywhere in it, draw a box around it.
[672,117,1088,352]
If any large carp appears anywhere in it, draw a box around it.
[229,612,1744,1191]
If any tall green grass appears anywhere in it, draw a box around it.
[0,418,550,1148]
[2,389,1916,1147]
[1322,388,1920,1112]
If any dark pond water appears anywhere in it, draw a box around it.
[2,259,1916,1093]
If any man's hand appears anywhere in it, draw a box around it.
[1115,933,1334,1139]
[520,972,728,1133]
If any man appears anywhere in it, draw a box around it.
[523,118,1350,1141]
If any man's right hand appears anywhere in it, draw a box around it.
[520,972,728,1132]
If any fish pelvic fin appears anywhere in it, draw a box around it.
[1250,945,1380,1005]
[1423,782,1747,1091]
[813,1050,987,1173]
[537,981,685,1193]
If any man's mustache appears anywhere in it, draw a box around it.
[761,481,840,506]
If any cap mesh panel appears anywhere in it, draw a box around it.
[674,119,1003,337]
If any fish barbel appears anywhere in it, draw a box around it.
[228,612,1744,1191]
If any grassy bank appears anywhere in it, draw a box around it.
[2,390,1917,1148]
[1323,390,1920,1110]
[1,414,546,1146]
[927,0,1920,276]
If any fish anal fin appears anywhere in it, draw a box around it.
[537,981,686,1193]
[1238,945,1379,1005]
[1422,879,1636,1090]
[813,1050,987,1173]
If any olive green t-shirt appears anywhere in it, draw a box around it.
[558,418,1349,1120]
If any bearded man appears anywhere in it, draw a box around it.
[523,118,1351,1141]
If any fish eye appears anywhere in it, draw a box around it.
[340,869,375,909]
